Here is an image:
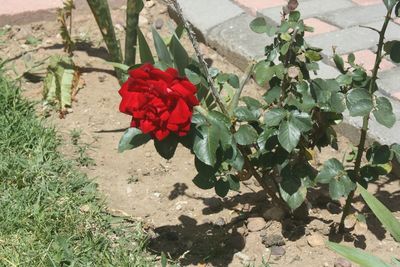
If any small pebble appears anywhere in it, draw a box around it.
[270,246,286,256]
[247,217,267,232]
[154,18,164,29]
[307,233,325,247]
[214,217,226,227]
[334,258,352,267]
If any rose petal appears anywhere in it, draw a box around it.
[168,98,190,124]
[155,129,170,141]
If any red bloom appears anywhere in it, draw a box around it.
[119,64,199,141]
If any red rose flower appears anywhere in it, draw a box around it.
[119,64,199,141]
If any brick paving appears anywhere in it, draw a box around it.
[171,0,400,144]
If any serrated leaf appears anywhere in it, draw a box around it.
[327,242,391,267]
[346,88,373,117]
[228,175,240,191]
[138,28,154,64]
[193,173,216,189]
[193,125,220,166]
[118,128,151,153]
[254,61,274,86]
[241,96,262,109]
[154,134,178,160]
[290,111,313,132]
[234,125,258,145]
[263,85,281,104]
[249,17,268,33]
[264,108,287,127]
[184,68,201,85]
[359,184,400,242]
[389,40,400,63]
[373,96,396,128]
[330,92,346,113]
[235,106,258,122]
[278,120,301,152]
[152,27,172,66]
[316,158,345,184]
[215,179,230,197]
[280,184,307,211]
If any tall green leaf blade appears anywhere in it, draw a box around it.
[383,0,397,10]
[138,28,154,64]
[60,68,74,108]
[170,34,189,75]
[327,242,391,267]
[152,28,172,66]
[358,184,400,242]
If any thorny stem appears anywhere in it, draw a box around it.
[167,0,228,114]
[339,9,393,232]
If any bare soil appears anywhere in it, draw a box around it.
[1,1,400,266]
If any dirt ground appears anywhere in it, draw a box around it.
[1,1,400,266]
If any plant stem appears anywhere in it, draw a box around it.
[168,0,228,114]
[86,0,124,84]
[339,10,392,232]
[125,0,143,66]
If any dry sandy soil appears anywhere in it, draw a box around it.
[1,1,400,266]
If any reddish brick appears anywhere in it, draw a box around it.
[351,0,382,6]
[395,18,400,25]
[304,18,339,37]
[0,0,62,16]
[344,50,395,72]
[234,0,286,15]
[392,92,400,101]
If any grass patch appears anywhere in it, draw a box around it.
[0,75,152,266]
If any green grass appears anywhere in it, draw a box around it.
[0,74,152,266]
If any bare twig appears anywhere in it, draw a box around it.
[167,0,228,114]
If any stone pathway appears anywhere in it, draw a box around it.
[171,0,400,144]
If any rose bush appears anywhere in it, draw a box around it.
[119,63,199,141]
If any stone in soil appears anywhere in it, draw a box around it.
[306,232,325,247]
[334,257,352,267]
[263,206,286,221]
[154,18,164,29]
[261,233,285,248]
[234,252,253,265]
[270,246,286,256]
[247,217,267,232]
[308,219,331,236]
[213,217,226,227]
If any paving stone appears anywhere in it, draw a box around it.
[310,62,341,79]
[343,50,395,72]
[0,0,62,15]
[207,13,273,70]
[171,0,243,40]
[319,4,386,29]
[233,0,286,15]
[304,18,340,37]
[377,68,400,98]
[352,0,381,5]
[258,0,355,25]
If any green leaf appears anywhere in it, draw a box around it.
[193,125,220,166]
[359,184,400,242]
[346,88,373,117]
[278,120,301,152]
[184,68,201,85]
[235,125,258,145]
[241,96,262,109]
[290,111,313,132]
[152,27,172,66]
[389,41,400,63]
[235,106,258,122]
[107,62,129,72]
[118,128,151,152]
[305,50,322,61]
[280,184,307,211]
[392,143,400,162]
[264,108,287,127]
[257,128,277,151]
[263,85,281,104]
[170,34,189,75]
[228,175,240,191]
[327,242,391,267]
[254,61,274,86]
[215,178,230,197]
[249,17,267,33]
[316,158,345,184]
[138,28,154,64]
[333,54,346,74]
[383,0,398,10]
[373,96,396,128]
[154,134,178,160]
[193,173,216,189]
[330,92,346,113]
